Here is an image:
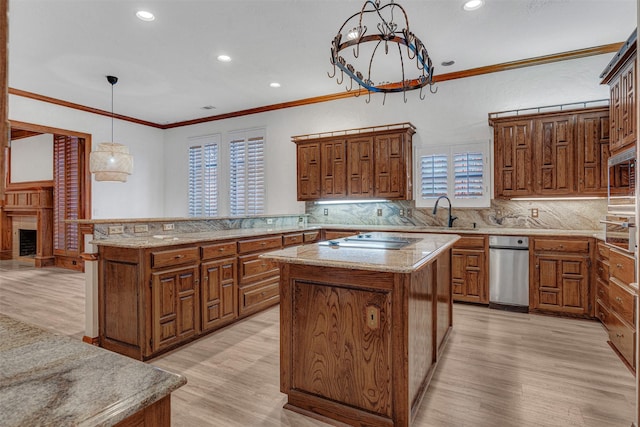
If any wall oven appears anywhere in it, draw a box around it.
[608,147,636,214]
[601,215,636,253]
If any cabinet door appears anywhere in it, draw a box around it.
[374,133,408,199]
[151,265,200,352]
[452,249,487,304]
[534,115,575,195]
[493,120,533,198]
[620,60,636,149]
[609,77,623,153]
[532,254,589,316]
[347,136,374,197]
[321,139,347,198]
[576,110,609,195]
[201,258,237,332]
[296,143,321,200]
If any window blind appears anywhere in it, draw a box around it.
[453,152,484,198]
[229,130,265,216]
[420,154,448,199]
[188,142,218,217]
[53,135,80,254]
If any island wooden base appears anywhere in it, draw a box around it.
[279,248,452,427]
[115,395,171,427]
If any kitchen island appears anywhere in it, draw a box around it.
[262,232,459,427]
[0,314,186,427]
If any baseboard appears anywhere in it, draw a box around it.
[82,336,99,346]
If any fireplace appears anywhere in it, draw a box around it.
[19,229,37,257]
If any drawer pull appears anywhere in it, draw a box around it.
[598,268,603,273]
[615,296,623,303]
[219,248,226,252]
[174,255,184,259]
[616,263,623,269]
[261,242,267,246]
[599,312,605,318]
[261,263,267,268]
[616,333,624,338]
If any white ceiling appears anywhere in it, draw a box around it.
[8,0,638,126]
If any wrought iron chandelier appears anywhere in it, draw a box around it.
[328,0,436,103]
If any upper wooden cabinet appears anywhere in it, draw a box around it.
[490,106,609,199]
[601,30,637,155]
[293,123,415,201]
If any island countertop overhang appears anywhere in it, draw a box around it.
[261,232,460,273]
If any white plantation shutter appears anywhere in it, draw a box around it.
[229,129,265,215]
[188,135,219,217]
[454,152,484,198]
[415,141,489,208]
[420,154,448,199]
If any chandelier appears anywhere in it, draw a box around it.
[328,0,436,103]
[89,75,134,182]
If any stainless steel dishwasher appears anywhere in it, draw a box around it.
[489,235,529,312]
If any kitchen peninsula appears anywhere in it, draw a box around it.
[262,232,459,427]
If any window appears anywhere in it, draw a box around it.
[229,129,265,216]
[53,135,83,254]
[415,141,490,208]
[188,135,220,217]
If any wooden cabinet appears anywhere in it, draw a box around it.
[530,237,591,317]
[322,229,359,240]
[296,142,321,200]
[200,241,237,332]
[237,235,281,317]
[601,31,636,155]
[594,242,610,325]
[491,107,609,199]
[452,235,488,304]
[493,120,533,198]
[293,123,415,201]
[150,264,200,353]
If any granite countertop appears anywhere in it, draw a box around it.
[260,232,460,273]
[90,226,321,248]
[0,314,186,427]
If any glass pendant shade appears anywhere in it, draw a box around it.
[90,142,133,182]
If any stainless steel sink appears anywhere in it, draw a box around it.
[318,234,422,250]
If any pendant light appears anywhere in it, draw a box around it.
[89,75,133,182]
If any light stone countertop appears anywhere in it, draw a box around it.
[261,232,460,273]
[89,224,603,249]
[0,314,186,427]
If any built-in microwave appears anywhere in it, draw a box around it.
[608,147,636,214]
[601,215,636,253]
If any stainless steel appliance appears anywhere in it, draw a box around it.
[601,215,636,253]
[489,235,529,312]
[608,147,636,214]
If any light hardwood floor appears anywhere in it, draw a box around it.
[0,260,635,426]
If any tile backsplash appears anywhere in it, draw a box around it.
[305,199,606,230]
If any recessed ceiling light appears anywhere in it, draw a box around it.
[441,60,455,66]
[201,105,216,110]
[269,82,281,88]
[463,0,484,11]
[136,10,155,21]
[217,55,232,63]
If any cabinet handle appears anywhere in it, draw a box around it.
[174,254,184,259]
[219,248,226,252]
[616,333,624,338]
[260,242,267,246]
[598,268,603,274]
[599,312,605,318]
[615,296,623,303]
[616,263,623,269]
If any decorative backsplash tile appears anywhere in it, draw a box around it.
[305,199,606,230]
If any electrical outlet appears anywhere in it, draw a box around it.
[324,208,328,216]
[108,225,124,235]
[531,208,539,218]
[162,223,175,231]
[377,208,382,216]
[134,224,148,233]
[399,209,405,217]
[267,218,273,225]
[407,209,412,217]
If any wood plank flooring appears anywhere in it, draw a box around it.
[0,260,635,426]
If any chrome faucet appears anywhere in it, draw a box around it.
[432,195,457,228]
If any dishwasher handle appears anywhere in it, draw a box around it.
[489,245,529,250]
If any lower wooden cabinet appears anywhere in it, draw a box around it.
[151,265,200,353]
[201,258,237,332]
[530,237,591,317]
[451,235,488,304]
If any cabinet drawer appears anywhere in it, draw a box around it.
[609,279,636,325]
[533,238,589,253]
[324,230,358,240]
[283,233,304,247]
[597,242,610,260]
[454,235,486,249]
[608,310,636,368]
[239,276,280,316]
[238,236,282,254]
[610,249,635,285]
[201,241,237,260]
[303,231,320,243]
[596,278,610,308]
[238,253,279,284]
[151,247,199,269]
[596,259,609,283]
[596,300,611,328]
